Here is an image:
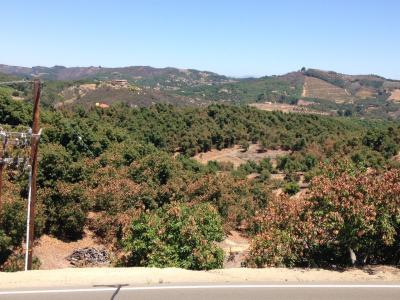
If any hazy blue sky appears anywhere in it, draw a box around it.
[1,0,399,78]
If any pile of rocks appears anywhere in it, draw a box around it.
[66,247,109,267]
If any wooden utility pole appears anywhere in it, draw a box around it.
[26,79,41,270]
[0,128,5,211]
[0,162,3,211]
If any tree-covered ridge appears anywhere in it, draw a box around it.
[34,99,399,165]
[0,65,233,87]
[3,65,400,120]
[1,87,400,270]
[177,74,304,104]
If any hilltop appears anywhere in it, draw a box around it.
[0,64,233,87]
[1,64,400,119]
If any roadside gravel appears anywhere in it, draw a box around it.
[1,266,399,289]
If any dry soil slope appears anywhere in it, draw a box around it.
[77,85,207,107]
[303,76,353,103]
[389,89,400,101]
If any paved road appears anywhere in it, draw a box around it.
[1,283,400,300]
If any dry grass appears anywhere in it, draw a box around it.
[33,229,106,270]
[355,88,376,99]
[250,102,329,115]
[79,83,97,91]
[393,152,400,162]
[389,89,400,101]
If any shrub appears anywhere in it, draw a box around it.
[39,182,89,240]
[247,194,309,267]
[89,211,136,246]
[306,167,400,265]
[129,152,181,185]
[38,143,71,187]
[284,182,300,195]
[122,203,224,270]
[99,141,157,167]
[240,141,250,152]
[257,158,273,173]
[90,175,141,213]
[247,164,400,268]
[186,174,271,230]
[277,155,302,173]
[0,199,26,256]
[0,249,41,272]
[0,90,32,126]
[0,200,25,247]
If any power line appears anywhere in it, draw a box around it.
[0,79,42,271]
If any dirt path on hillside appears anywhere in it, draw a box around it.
[302,80,307,97]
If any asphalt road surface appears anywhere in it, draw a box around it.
[1,283,400,300]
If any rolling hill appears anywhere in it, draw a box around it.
[1,64,400,119]
[0,64,234,88]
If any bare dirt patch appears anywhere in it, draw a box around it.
[11,96,24,101]
[389,89,400,101]
[355,88,375,99]
[55,83,99,108]
[218,231,250,268]
[297,99,315,106]
[193,144,289,168]
[270,173,286,181]
[33,229,107,270]
[393,152,400,162]
[250,102,329,116]
[303,76,353,103]
[79,83,97,91]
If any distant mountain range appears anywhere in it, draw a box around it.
[1,64,400,119]
[0,64,233,86]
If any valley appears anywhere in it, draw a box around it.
[2,2,400,298]
[1,65,400,274]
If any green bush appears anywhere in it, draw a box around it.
[0,89,32,126]
[129,152,180,185]
[38,143,71,187]
[0,199,26,264]
[284,182,300,195]
[122,203,224,270]
[40,183,89,240]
